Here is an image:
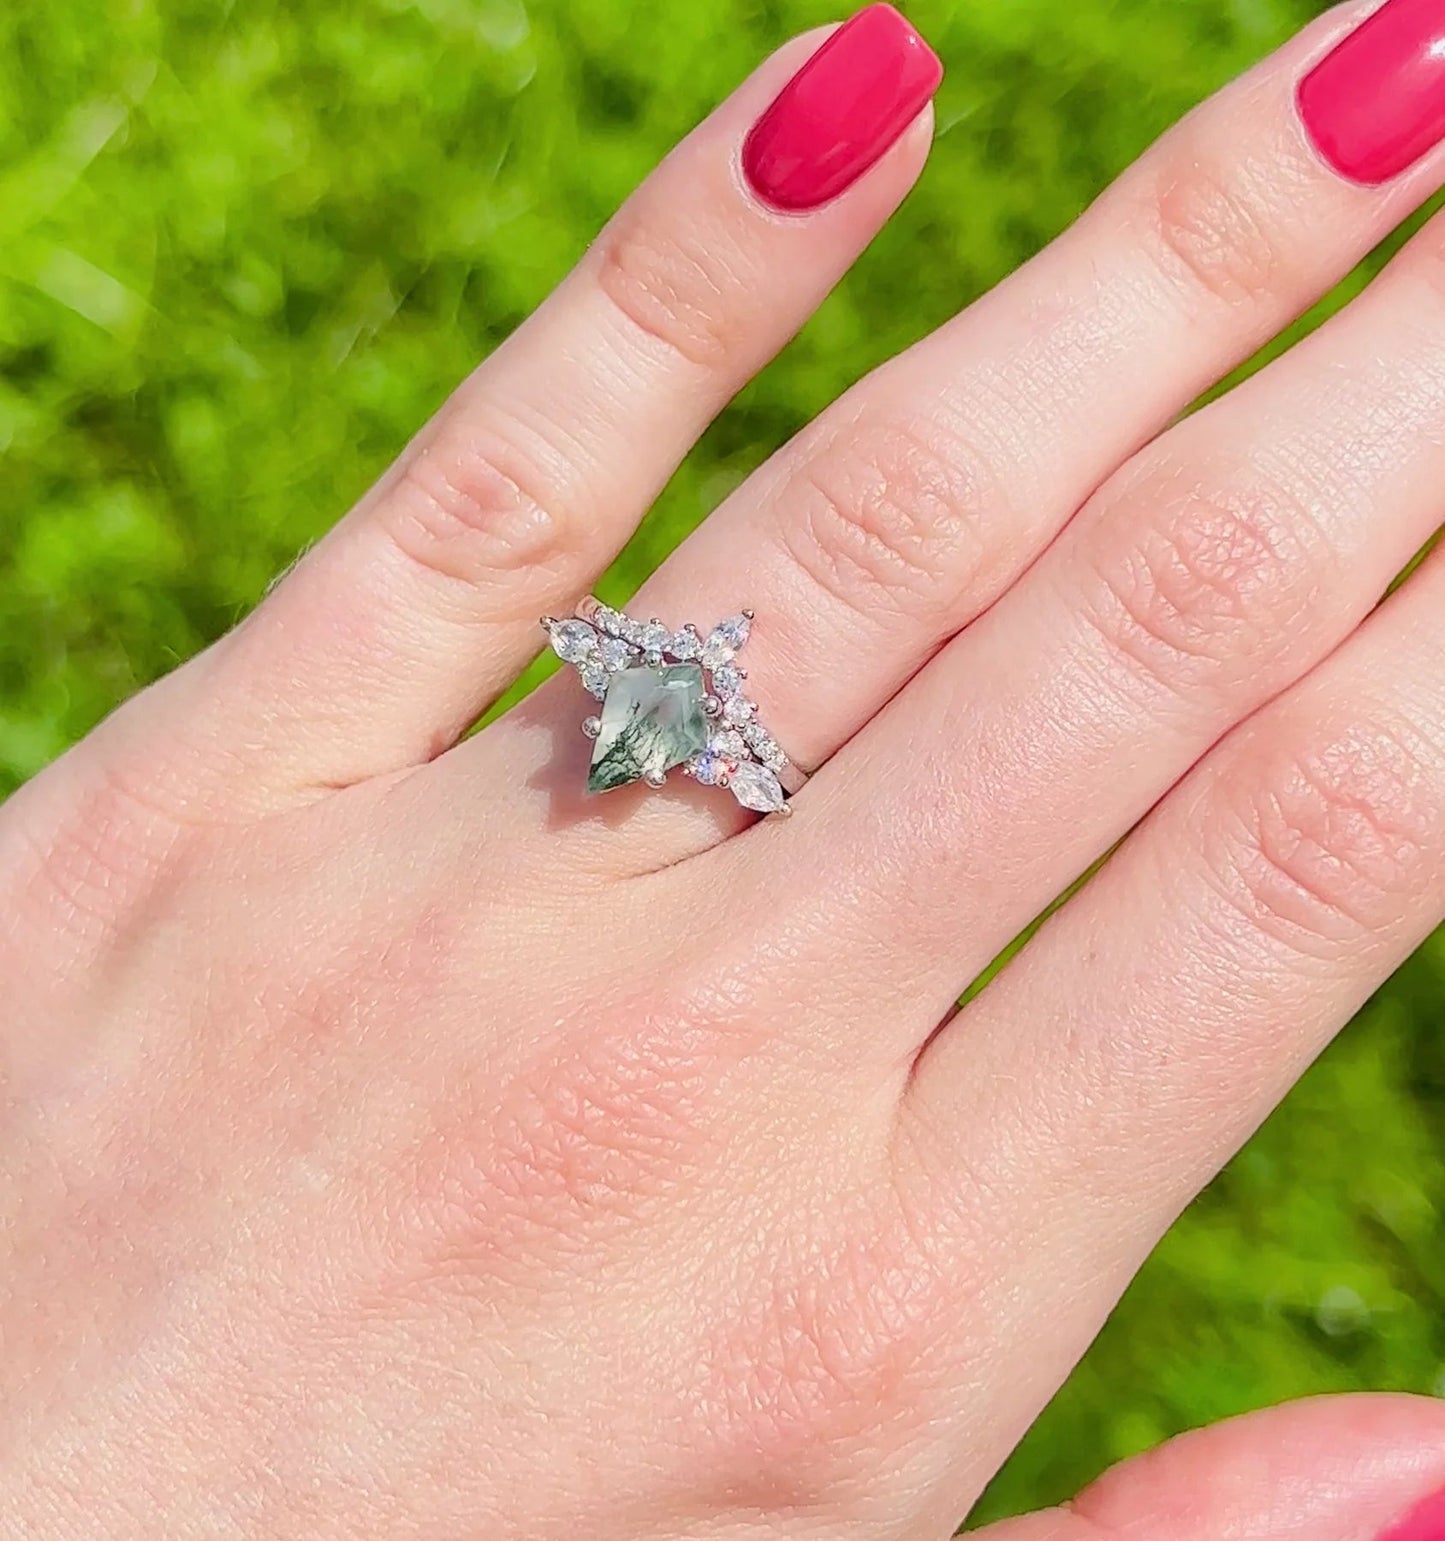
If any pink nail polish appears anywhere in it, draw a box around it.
[1298,0,1445,185]
[1379,1487,1445,1541]
[742,3,943,213]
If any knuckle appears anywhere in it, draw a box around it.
[1079,468,1325,700]
[1,758,193,951]
[1144,151,1295,308]
[703,1206,950,1502]
[1210,716,1444,948]
[381,413,580,600]
[780,410,997,627]
[593,194,746,373]
[403,1010,726,1281]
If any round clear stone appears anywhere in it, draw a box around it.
[549,619,598,665]
[710,662,743,697]
[722,695,755,726]
[739,720,783,764]
[670,627,701,660]
[597,606,645,644]
[581,663,609,699]
[689,750,729,786]
[709,728,748,758]
[728,760,785,814]
[599,636,634,671]
[641,619,670,653]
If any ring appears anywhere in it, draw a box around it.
[540,598,808,817]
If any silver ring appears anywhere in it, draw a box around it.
[540,598,808,817]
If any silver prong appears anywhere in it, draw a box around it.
[540,615,557,630]
[717,774,731,790]
[703,695,722,718]
[581,716,602,739]
[644,769,667,789]
[770,802,793,819]
[644,650,663,667]
[742,608,755,620]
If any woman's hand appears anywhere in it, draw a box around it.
[5,4,1445,1538]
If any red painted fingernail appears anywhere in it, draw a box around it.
[743,4,943,213]
[1298,0,1445,184]
[1378,1486,1445,1541]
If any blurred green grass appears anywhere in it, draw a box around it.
[1,0,1441,1522]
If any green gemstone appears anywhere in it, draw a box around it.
[588,664,709,793]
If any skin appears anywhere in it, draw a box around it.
[4,6,1445,1539]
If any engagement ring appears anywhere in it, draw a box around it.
[541,599,807,816]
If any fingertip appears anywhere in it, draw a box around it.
[1380,1483,1445,1541]
[1069,1394,1445,1541]
[739,5,944,214]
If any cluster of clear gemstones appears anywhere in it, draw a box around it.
[544,604,792,814]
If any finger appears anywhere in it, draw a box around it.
[785,189,1445,1043]
[971,1396,1445,1541]
[894,543,1445,1501]
[481,0,1445,863]
[107,7,941,801]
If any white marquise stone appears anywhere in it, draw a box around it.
[728,760,785,814]
[715,613,751,648]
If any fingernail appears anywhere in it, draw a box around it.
[743,4,943,213]
[1378,1486,1445,1541]
[1298,0,1445,185]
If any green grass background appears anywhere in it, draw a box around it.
[2,0,1442,1523]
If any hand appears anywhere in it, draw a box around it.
[5,4,1445,1539]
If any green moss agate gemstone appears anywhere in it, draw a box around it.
[588,664,709,793]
